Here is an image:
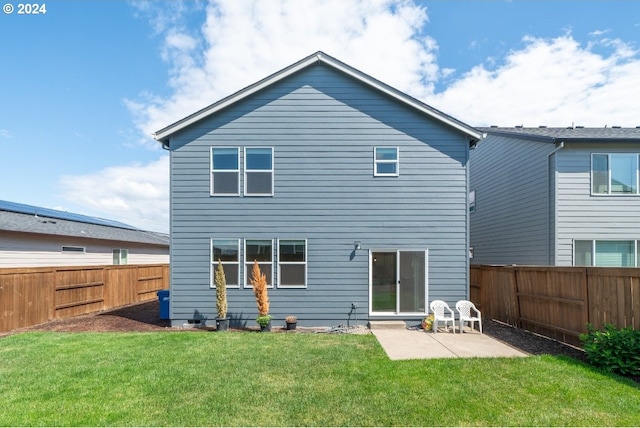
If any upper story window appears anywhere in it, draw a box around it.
[211,148,240,196]
[245,148,274,196]
[374,147,399,177]
[469,190,476,213]
[592,153,639,195]
[212,239,240,288]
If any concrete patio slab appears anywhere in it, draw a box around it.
[372,327,527,360]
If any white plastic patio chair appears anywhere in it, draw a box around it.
[429,300,456,333]
[455,300,482,334]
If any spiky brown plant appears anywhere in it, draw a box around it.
[251,260,269,316]
[215,259,227,319]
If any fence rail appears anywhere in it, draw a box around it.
[0,264,169,333]
[471,264,640,346]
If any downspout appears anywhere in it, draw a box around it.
[547,141,564,265]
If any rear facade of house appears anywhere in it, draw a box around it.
[156,52,481,327]
[469,127,640,267]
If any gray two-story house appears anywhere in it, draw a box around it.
[470,126,640,267]
[155,51,482,327]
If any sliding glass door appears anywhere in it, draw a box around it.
[371,250,427,315]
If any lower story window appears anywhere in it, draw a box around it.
[112,249,128,265]
[212,239,240,288]
[278,239,307,288]
[245,239,273,288]
[574,240,639,267]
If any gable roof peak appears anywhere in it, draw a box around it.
[154,51,482,145]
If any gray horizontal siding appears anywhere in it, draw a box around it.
[469,135,555,265]
[556,143,640,265]
[169,64,470,326]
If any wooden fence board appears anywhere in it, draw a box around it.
[471,265,640,347]
[0,264,169,333]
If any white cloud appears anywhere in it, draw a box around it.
[0,129,11,138]
[127,0,439,138]
[431,35,640,127]
[59,156,169,233]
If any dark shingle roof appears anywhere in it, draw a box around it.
[0,200,169,246]
[478,127,640,143]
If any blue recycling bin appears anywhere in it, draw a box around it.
[157,289,170,320]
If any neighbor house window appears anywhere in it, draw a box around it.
[62,246,85,253]
[592,153,639,195]
[469,190,476,213]
[245,148,273,195]
[574,240,638,267]
[212,239,240,288]
[278,239,307,288]
[245,239,273,287]
[112,249,128,265]
[374,147,399,176]
[211,147,240,195]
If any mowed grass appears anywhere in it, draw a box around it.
[1,332,639,426]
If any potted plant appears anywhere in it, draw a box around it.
[251,261,271,331]
[421,314,434,331]
[214,259,229,332]
[285,315,297,330]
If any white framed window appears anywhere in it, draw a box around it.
[278,239,307,288]
[245,147,273,196]
[574,240,639,267]
[591,153,639,195]
[245,239,273,288]
[62,246,85,253]
[112,249,128,265]
[211,239,240,288]
[211,147,240,196]
[469,190,476,213]
[374,147,399,177]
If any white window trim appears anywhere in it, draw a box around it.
[244,147,274,196]
[368,248,428,317]
[573,239,639,267]
[277,239,307,289]
[244,239,274,289]
[211,239,241,289]
[112,248,128,265]
[210,147,240,196]
[374,147,399,177]
[591,153,640,196]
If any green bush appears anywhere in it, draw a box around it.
[579,323,640,376]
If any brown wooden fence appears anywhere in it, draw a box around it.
[471,265,640,346]
[0,264,169,333]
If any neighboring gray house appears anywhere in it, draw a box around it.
[470,126,640,267]
[0,200,169,267]
[154,51,482,327]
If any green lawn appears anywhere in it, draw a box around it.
[1,332,639,426]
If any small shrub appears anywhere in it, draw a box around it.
[579,323,640,376]
[285,315,297,323]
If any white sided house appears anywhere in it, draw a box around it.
[0,200,169,267]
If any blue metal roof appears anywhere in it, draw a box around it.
[0,199,138,230]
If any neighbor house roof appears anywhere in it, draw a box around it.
[0,200,169,246]
[479,126,640,143]
[154,51,483,145]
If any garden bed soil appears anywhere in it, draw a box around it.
[4,301,586,361]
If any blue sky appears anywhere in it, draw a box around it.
[1,0,639,232]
